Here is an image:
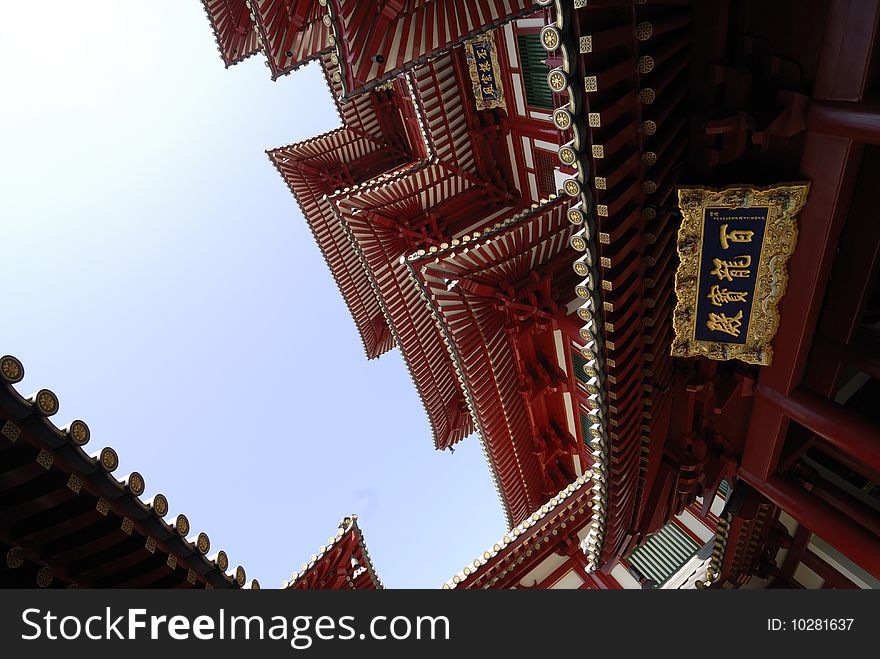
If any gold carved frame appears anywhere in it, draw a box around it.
[670,184,810,366]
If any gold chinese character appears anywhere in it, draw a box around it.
[478,61,492,73]
[475,49,489,61]
[710,255,751,281]
[707,285,749,307]
[481,73,494,84]
[482,85,496,96]
[719,223,755,249]
[706,310,744,337]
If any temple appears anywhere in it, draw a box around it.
[18,0,867,589]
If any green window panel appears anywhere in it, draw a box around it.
[580,411,591,447]
[627,522,701,587]
[571,349,589,385]
[517,34,554,110]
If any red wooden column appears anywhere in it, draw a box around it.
[739,0,880,481]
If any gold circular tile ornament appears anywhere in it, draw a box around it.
[0,355,23,383]
[127,471,145,496]
[574,261,589,277]
[638,88,656,105]
[563,178,581,197]
[217,550,229,571]
[635,22,653,41]
[577,307,593,322]
[68,419,90,446]
[322,15,332,26]
[6,547,23,569]
[540,25,561,51]
[175,514,190,536]
[100,447,119,472]
[553,107,572,130]
[152,494,169,517]
[570,235,587,251]
[637,55,654,73]
[37,566,53,588]
[236,566,247,586]
[567,208,585,225]
[642,180,658,194]
[548,69,567,92]
[575,285,591,300]
[642,151,657,166]
[558,145,577,166]
[197,532,210,554]
[641,120,657,135]
[34,389,59,416]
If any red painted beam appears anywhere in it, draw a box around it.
[800,549,859,589]
[808,479,880,538]
[807,99,880,144]
[812,336,880,383]
[757,385,880,476]
[738,470,880,578]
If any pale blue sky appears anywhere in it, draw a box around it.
[0,1,506,588]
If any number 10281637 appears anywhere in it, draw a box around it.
[768,618,854,631]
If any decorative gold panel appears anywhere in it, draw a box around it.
[671,184,810,365]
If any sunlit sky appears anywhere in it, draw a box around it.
[1,1,507,588]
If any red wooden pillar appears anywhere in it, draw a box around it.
[739,0,880,481]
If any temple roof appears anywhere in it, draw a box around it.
[267,54,411,360]
[201,0,261,68]
[405,196,580,525]
[320,0,541,98]
[443,474,593,589]
[319,49,535,450]
[332,164,493,449]
[283,515,382,589]
[249,0,332,80]
[0,355,254,589]
[270,51,514,449]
